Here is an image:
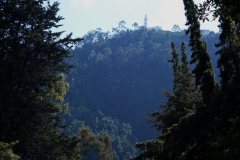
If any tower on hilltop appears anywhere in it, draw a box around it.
[144,14,148,28]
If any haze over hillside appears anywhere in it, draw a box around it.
[63,24,220,159]
[1,1,239,160]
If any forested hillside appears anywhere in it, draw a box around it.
[133,0,240,159]
[63,21,220,159]
[0,1,113,159]
[1,0,239,159]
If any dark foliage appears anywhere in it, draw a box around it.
[0,0,85,159]
[64,18,220,159]
[133,0,240,159]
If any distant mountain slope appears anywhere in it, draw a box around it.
[64,26,220,159]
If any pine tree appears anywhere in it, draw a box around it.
[134,1,240,159]
[168,42,180,91]
[0,0,83,159]
[134,42,201,159]
[180,42,190,74]
[213,6,240,158]
[216,15,240,98]
[189,0,240,158]
[183,0,216,106]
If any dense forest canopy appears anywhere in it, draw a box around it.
[1,0,240,160]
[64,18,220,159]
[133,0,240,159]
[0,0,112,159]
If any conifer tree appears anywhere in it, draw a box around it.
[0,0,83,159]
[134,42,201,159]
[134,1,240,159]
[180,42,190,73]
[216,15,240,97]
[188,0,240,158]
[168,42,180,91]
[213,5,240,157]
[183,0,216,106]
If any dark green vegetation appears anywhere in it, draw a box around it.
[134,0,240,159]
[1,0,239,159]
[0,0,113,159]
[64,13,220,160]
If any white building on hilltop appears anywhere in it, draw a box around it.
[144,14,148,28]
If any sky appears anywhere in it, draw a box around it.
[51,0,220,39]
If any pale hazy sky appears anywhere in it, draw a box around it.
[52,0,219,38]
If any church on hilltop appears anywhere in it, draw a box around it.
[137,15,212,34]
[143,14,162,31]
